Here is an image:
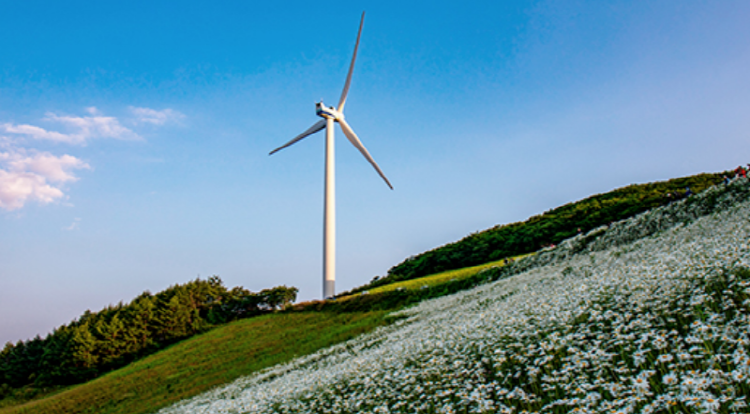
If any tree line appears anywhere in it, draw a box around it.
[348,172,726,293]
[0,277,297,396]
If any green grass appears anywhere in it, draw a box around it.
[338,255,530,299]
[0,311,387,414]
[0,256,526,414]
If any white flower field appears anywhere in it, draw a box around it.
[160,180,750,414]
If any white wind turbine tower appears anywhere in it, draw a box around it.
[270,12,392,299]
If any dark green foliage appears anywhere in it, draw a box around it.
[0,277,298,401]
[368,172,726,291]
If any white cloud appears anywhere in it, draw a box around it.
[0,123,76,143]
[6,152,88,183]
[130,107,185,125]
[0,105,182,211]
[0,170,64,210]
[0,135,15,149]
[63,217,81,231]
[0,149,90,211]
[0,108,141,145]
[44,110,141,142]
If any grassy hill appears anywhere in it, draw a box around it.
[0,312,387,414]
[335,254,531,300]
[158,177,750,414]
[2,171,746,413]
[365,171,727,291]
[0,278,300,404]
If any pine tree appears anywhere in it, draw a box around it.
[93,313,126,367]
[69,322,99,381]
[121,293,155,355]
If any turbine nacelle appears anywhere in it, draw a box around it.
[315,101,343,121]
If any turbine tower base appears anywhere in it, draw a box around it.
[324,279,335,299]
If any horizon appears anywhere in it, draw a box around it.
[2,1,750,344]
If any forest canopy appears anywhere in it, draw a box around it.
[0,277,297,394]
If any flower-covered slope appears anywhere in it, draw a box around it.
[160,179,750,414]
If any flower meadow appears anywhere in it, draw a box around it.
[159,179,750,414]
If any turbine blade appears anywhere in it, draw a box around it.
[338,118,393,189]
[269,120,326,155]
[337,12,365,113]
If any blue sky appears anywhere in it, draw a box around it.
[1,1,749,344]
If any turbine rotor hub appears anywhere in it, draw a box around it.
[315,101,343,121]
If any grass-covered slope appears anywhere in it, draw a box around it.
[373,172,726,290]
[0,311,387,414]
[0,277,299,402]
[4,173,745,414]
[336,255,530,300]
[159,178,750,413]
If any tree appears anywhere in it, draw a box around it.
[93,313,127,367]
[1,276,299,392]
[121,293,155,354]
[68,322,99,380]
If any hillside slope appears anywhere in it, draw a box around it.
[0,312,387,414]
[160,179,750,413]
[0,278,299,401]
[374,172,725,289]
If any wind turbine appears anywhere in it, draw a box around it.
[270,12,392,299]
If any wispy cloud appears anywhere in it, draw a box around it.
[130,107,185,125]
[1,106,185,211]
[0,107,141,145]
[0,148,90,211]
[63,217,81,231]
[44,111,140,142]
[0,123,74,143]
